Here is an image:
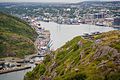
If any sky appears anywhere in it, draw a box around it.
[0,0,117,3]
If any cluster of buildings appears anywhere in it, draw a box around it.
[40,10,119,27]
[28,17,52,65]
[82,12,120,27]
[27,17,52,57]
[22,10,120,27]
[1,1,119,27]
[12,2,119,27]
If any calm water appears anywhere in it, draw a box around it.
[40,22,117,50]
[0,22,117,80]
[0,69,30,80]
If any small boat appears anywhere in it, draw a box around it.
[30,60,34,64]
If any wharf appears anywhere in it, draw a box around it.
[0,66,31,74]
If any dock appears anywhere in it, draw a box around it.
[0,66,31,74]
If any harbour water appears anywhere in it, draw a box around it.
[0,22,117,80]
[40,22,117,50]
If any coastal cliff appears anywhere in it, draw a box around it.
[24,30,120,80]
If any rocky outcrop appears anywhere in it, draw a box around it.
[25,31,120,80]
[90,45,119,62]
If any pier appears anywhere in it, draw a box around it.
[0,66,31,74]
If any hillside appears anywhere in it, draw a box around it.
[25,30,120,80]
[74,1,120,8]
[0,12,37,58]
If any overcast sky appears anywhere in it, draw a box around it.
[0,0,117,3]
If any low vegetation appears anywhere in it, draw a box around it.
[0,12,37,58]
[25,30,120,80]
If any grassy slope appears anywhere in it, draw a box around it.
[25,30,120,80]
[0,12,37,58]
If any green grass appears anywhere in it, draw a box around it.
[24,30,120,80]
[0,12,37,58]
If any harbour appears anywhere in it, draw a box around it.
[0,21,118,80]
[40,21,117,50]
[0,1,119,80]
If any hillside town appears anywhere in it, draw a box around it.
[0,1,119,27]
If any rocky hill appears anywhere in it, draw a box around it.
[0,12,37,58]
[25,30,120,80]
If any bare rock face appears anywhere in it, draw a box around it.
[113,54,120,65]
[90,45,119,62]
[49,62,57,73]
[24,31,120,80]
[41,76,51,80]
[86,44,120,74]
[79,50,85,59]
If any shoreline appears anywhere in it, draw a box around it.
[40,20,120,28]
